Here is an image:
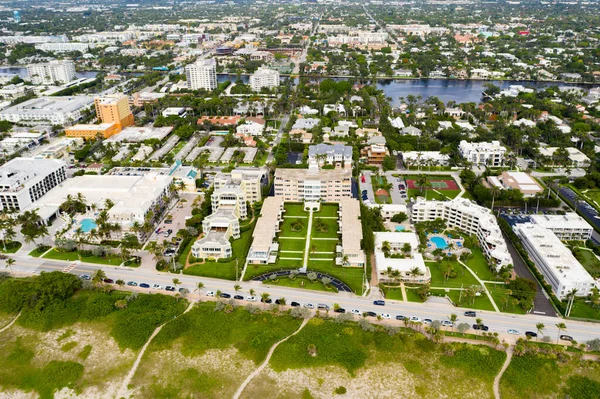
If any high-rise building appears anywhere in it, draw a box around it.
[185,58,217,91]
[249,67,280,92]
[27,60,76,85]
[13,11,21,23]
[94,94,134,131]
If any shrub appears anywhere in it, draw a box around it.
[334,386,347,395]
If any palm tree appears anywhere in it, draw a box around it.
[490,186,501,211]
[92,269,106,288]
[556,322,567,344]
[475,318,483,338]
[449,313,457,332]
[277,297,286,307]
[536,322,545,342]
[408,267,422,280]
[5,257,15,274]
[116,279,125,289]
[249,288,256,298]
[234,284,241,299]
[172,278,182,290]
[261,292,270,309]
[2,226,16,251]
[195,282,205,301]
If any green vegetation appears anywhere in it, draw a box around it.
[0,241,22,254]
[464,247,497,281]
[428,260,479,287]
[381,286,404,301]
[572,248,600,278]
[263,276,334,292]
[28,245,51,257]
[43,248,123,266]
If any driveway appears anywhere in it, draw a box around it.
[385,172,407,204]
[359,170,375,204]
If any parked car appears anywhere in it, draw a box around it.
[373,300,385,306]
[350,309,361,315]
[473,324,489,331]
[104,278,114,284]
[317,304,329,310]
[165,286,175,292]
[410,316,421,322]
[261,297,272,304]
[206,291,215,297]
[442,320,453,327]
[234,295,244,300]
[80,274,91,280]
[334,308,346,313]
[380,313,391,319]
[290,301,300,307]
[423,318,433,324]
[304,303,314,309]
[365,311,377,317]
[140,283,150,288]
[560,335,573,341]
[179,288,189,294]
[152,284,162,290]
[396,315,406,320]
[220,293,231,299]
[275,299,284,305]
[464,311,477,317]
[126,281,138,286]
[245,296,256,302]
[507,329,520,335]
[525,331,538,338]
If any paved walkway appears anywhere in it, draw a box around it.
[458,259,500,312]
[0,311,20,334]
[400,282,408,303]
[232,317,311,399]
[493,346,513,399]
[302,209,314,269]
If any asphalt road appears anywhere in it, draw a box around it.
[9,255,600,344]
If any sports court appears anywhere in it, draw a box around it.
[406,179,458,190]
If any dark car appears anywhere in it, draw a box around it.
[290,301,300,307]
[525,331,538,338]
[464,311,477,317]
[126,281,137,286]
[365,311,377,317]
[472,324,489,331]
[140,283,150,288]
[396,315,406,320]
[179,288,189,294]
[334,308,346,313]
[373,300,385,306]
[220,293,231,299]
[234,295,244,300]
[104,278,114,284]
[165,286,176,292]
[560,335,573,341]
[275,299,285,305]
[80,274,91,280]
[261,297,272,304]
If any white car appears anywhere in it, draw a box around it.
[206,291,215,297]
[245,296,256,302]
[350,309,361,315]
[442,320,453,327]
[410,316,421,322]
[507,329,520,335]
[304,303,314,309]
[380,313,391,319]
[152,284,162,290]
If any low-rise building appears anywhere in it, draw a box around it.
[515,223,595,299]
[247,197,285,264]
[401,151,450,167]
[459,140,506,166]
[65,123,120,140]
[103,126,173,143]
[412,198,513,268]
[361,144,389,165]
[308,143,353,166]
[538,147,590,168]
[487,171,543,197]
[337,198,366,267]
[528,213,593,241]
[0,96,93,124]
[236,117,265,136]
[374,232,430,283]
[161,107,187,118]
[213,168,267,204]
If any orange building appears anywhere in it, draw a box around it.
[65,123,120,140]
[94,94,134,131]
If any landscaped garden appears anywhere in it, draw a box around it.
[43,248,124,266]
[0,241,21,254]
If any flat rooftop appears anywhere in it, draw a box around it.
[339,197,362,252]
[530,213,593,230]
[0,96,93,115]
[104,126,173,142]
[250,197,284,252]
[275,167,352,181]
[0,157,65,192]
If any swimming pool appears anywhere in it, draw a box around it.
[79,218,97,233]
[429,236,448,249]
[395,226,405,232]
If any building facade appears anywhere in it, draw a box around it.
[0,96,93,124]
[94,94,134,131]
[247,197,285,264]
[27,60,76,85]
[249,67,280,92]
[0,158,66,211]
[528,214,594,241]
[459,140,506,166]
[274,167,353,202]
[185,58,217,91]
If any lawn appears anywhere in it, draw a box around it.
[185,227,254,280]
[279,238,307,252]
[284,203,306,217]
[311,217,339,239]
[405,287,423,302]
[0,241,22,254]
[382,286,404,301]
[315,204,339,217]
[280,217,308,238]
[465,247,497,281]
[574,249,600,278]
[28,245,51,258]
[430,288,496,311]
[428,260,479,288]
[568,299,600,321]
[262,276,335,293]
[485,283,526,315]
[309,239,338,252]
[305,258,364,294]
[43,249,123,266]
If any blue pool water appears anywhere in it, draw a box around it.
[430,236,448,249]
[395,226,405,232]
[79,218,97,233]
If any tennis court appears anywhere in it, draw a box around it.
[407,179,458,190]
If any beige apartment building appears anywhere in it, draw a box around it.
[213,167,267,204]
[273,167,352,202]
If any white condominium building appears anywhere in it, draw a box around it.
[528,213,593,241]
[213,168,267,204]
[308,143,353,165]
[249,67,280,92]
[185,58,217,91]
[459,140,506,166]
[0,158,66,211]
[274,167,353,202]
[515,223,595,299]
[337,198,366,267]
[247,197,285,264]
[412,198,513,268]
[35,42,91,53]
[0,96,93,124]
[27,60,76,85]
